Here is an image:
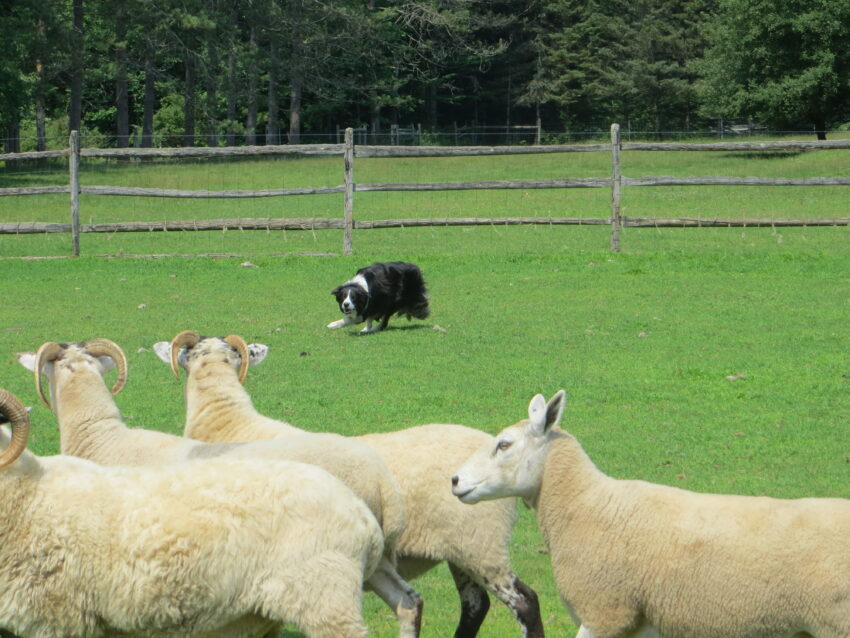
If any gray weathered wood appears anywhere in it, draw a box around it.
[0,222,74,234]
[355,143,610,158]
[622,217,850,228]
[0,149,67,162]
[623,176,850,187]
[80,185,345,198]
[69,131,81,256]
[622,139,850,152]
[3,215,848,235]
[355,177,611,192]
[0,186,69,197]
[610,124,622,252]
[79,144,345,159]
[343,127,354,255]
[353,217,609,229]
[0,218,343,234]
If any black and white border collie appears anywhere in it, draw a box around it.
[327,261,430,334]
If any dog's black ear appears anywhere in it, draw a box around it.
[331,286,340,295]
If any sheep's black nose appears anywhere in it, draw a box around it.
[451,475,458,487]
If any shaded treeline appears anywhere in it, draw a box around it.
[1,0,848,149]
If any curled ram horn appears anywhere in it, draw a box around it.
[0,389,31,469]
[84,338,128,396]
[34,341,65,410]
[223,335,250,385]
[170,330,200,379]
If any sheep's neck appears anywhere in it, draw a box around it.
[183,363,304,442]
[184,364,263,440]
[534,432,614,527]
[54,371,129,461]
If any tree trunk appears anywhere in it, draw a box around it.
[35,88,47,152]
[69,0,84,134]
[205,41,219,147]
[142,46,155,148]
[814,115,827,140]
[226,47,237,145]
[289,77,302,144]
[427,79,437,128]
[226,14,237,146]
[35,18,47,151]
[115,4,129,148]
[266,38,279,145]
[245,25,257,145]
[370,89,381,137]
[287,0,304,145]
[4,122,21,154]
[183,52,196,147]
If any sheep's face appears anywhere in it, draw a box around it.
[16,342,120,410]
[452,391,566,505]
[153,338,269,376]
[18,343,116,385]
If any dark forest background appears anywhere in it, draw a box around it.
[2,0,849,150]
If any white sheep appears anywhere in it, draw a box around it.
[16,339,423,638]
[153,331,545,638]
[451,390,850,638]
[0,387,384,638]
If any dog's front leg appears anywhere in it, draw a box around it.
[360,318,382,334]
[327,315,360,329]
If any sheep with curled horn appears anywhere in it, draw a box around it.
[452,390,850,638]
[0,386,385,638]
[17,338,423,638]
[153,330,545,638]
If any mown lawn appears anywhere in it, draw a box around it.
[1,149,849,637]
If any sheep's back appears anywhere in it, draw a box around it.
[0,457,382,637]
[358,424,517,571]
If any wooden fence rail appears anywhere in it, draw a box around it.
[1,124,850,256]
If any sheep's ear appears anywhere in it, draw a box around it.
[247,344,268,366]
[528,391,566,435]
[16,352,36,372]
[528,394,548,434]
[545,390,567,431]
[152,342,172,364]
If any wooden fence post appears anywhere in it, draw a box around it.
[343,127,354,255]
[610,123,621,252]
[69,130,81,256]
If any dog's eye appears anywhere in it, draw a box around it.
[496,440,512,452]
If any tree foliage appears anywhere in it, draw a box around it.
[697,0,850,138]
[1,0,849,151]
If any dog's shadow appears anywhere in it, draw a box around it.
[344,323,432,337]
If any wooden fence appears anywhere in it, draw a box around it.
[2,124,850,256]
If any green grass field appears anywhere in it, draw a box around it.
[1,149,849,636]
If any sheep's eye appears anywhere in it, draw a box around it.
[496,440,512,452]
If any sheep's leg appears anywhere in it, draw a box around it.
[366,558,423,638]
[483,572,544,638]
[448,563,490,638]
